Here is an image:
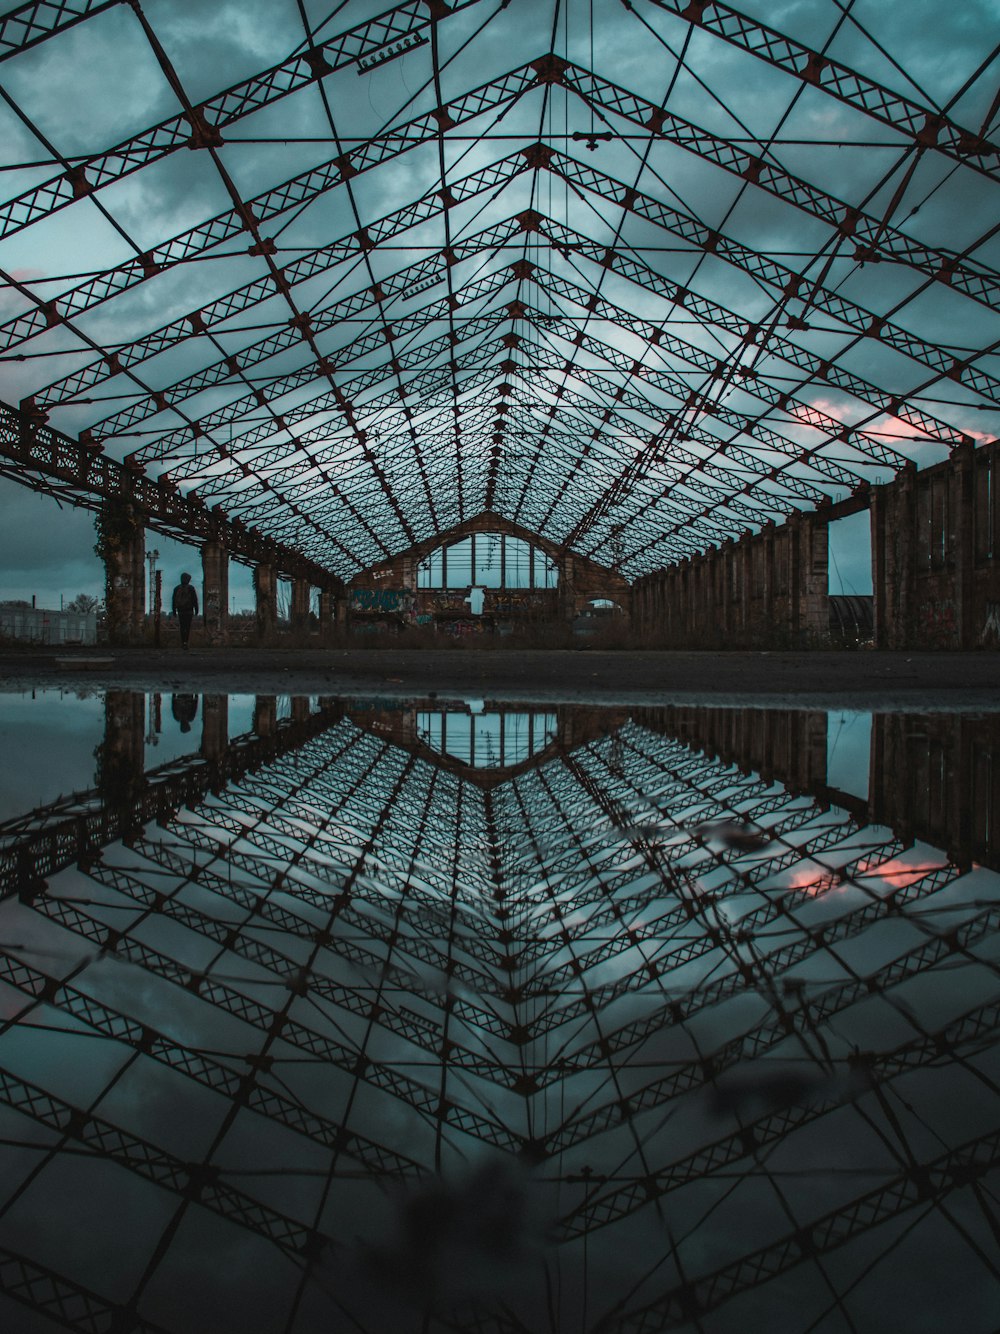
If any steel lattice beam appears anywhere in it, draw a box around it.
[639,0,1000,179]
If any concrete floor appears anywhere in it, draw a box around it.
[2,646,997,706]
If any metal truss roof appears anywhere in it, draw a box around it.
[0,0,998,577]
[0,701,998,1330]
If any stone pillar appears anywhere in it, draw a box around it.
[762,523,776,640]
[291,577,311,634]
[561,554,576,621]
[893,465,917,648]
[788,515,802,643]
[101,504,145,646]
[797,512,829,645]
[739,536,752,645]
[96,691,145,806]
[319,588,337,641]
[254,563,277,642]
[720,541,733,643]
[254,695,277,738]
[201,540,229,646]
[291,696,310,725]
[949,440,975,647]
[870,484,890,649]
[201,693,228,761]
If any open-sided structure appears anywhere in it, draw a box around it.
[0,0,998,643]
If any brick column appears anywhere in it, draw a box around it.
[561,554,576,621]
[101,504,145,645]
[739,536,752,645]
[893,464,917,648]
[254,695,277,737]
[870,484,890,648]
[797,511,829,645]
[319,588,337,641]
[291,577,311,633]
[720,540,733,643]
[949,440,975,647]
[254,563,277,642]
[96,691,145,806]
[201,693,228,761]
[762,522,776,641]
[201,540,229,645]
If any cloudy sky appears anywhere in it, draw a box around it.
[0,0,997,602]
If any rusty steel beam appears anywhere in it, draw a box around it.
[0,0,119,62]
[0,398,341,585]
[0,699,346,897]
[639,0,1000,181]
[0,0,488,239]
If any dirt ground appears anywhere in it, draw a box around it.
[1,646,997,707]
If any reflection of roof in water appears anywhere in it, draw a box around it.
[0,698,997,1332]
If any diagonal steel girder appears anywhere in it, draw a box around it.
[119,227,930,506]
[185,363,504,504]
[536,149,1000,404]
[30,155,530,411]
[609,1122,1000,1330]
[8,56,995,374]
[0,396,340,582]
[147,240,954,565]
[87,199,970,479]
[501,298,901,556]
[0,61,544,355]
[498,372,819,549]
[0,0,490,240]
[497,393,757,560]
[639,0,1000,182]
[147,307,511,483]
[175,363,510,569]
[89,240,522,439]
[550,58,1000,317]
[516,266,922,466]
[0,0,118,62]
[170,358,505,510]
[494,316,890,538]
[533,160,979,436]
[54,136,991,550]
[149,292,840,573]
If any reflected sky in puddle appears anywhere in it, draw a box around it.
[0,691,998,1333]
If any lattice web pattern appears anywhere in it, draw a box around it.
[0,704,997,1331]
[0,0,997,577]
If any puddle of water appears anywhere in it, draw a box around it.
[0,690,997,1333]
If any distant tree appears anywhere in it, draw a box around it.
[66,593,101,614]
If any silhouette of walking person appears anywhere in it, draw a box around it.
[171,573,199,650]
[171,694,198,733]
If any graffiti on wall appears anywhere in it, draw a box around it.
[349,588,415,615]
[439,619,486,637]
[982,601,1000,644]
[492,591,547,614]
[429,592,470,612]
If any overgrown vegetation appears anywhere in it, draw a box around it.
[93,498,140,565]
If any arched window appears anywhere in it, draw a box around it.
[416,532,558,589]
